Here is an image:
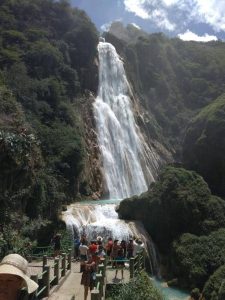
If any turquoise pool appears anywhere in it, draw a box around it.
[152,278,190,300]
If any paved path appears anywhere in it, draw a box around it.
[28,259,130,300]
[46,261,130,300]
[48,262,84,300]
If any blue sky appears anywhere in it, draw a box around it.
[71,0,225,42]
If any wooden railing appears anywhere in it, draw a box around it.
[19,249,145,300]
[129,250,145,278]
[20,249,72,299]
[91,250,145,300]
[91,257,107,300]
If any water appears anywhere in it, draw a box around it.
[152,278,190,300]
[63,42,162,274]
[94,41,160,199]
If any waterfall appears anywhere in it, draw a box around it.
[62,201,158,274]
[94,41,159,199]
[63,41,160,275]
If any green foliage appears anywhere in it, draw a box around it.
[0,0,99,250]
[119,166,225,251]
[172,229,225,289]
[183,93,225,197]
[108,271,164,300]
[203,265,225,300]
[0,212,51,258]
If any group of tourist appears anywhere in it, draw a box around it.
[0,235,144,300]
[75,235,145,300]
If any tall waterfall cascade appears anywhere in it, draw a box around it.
[94,41,160,199]
[62,41,161,275]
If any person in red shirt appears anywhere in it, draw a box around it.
[105,237,113,257]
[89,240,99,265]
[89,240,98,254]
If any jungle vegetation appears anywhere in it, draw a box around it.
[1,3,225,299]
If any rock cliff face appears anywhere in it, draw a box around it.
[78,92,104,199]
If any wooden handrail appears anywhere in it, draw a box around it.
[91,258,106,300]
[19,248,72,300]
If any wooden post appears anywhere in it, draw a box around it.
[61,253,66,277]
[54,257,59,285]
[91,289,100,300]
[43,265,50,297]
[95,271,100,289]
[142,250,146,270]
[100,259,106,277]
[96,274,103,297]
[98,264,104,278]
[68,248,72,270]
[30,275,38,297]
[137,252,141,272]
[43,255,47,270]
[130,257,135,278]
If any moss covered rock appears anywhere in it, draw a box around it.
[118,166,225,251]
[183,93,225,197]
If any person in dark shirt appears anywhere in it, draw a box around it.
[80,255,96,300]
[51,233,61,257]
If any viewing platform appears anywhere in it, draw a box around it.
[22,250,145,300]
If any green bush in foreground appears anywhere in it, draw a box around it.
[108,271,164,300]
[202,265,225,300]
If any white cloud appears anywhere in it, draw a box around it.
[124,0,176,30]
[178,30,218,42]
[151,8,176,31]
[123,0,225,32]
[100,22,112,32]
[194,0,225,32]
[131,23,141,29]
[124,0,150,19]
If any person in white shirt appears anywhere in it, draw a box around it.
[133,238,144,257]
[79,242,89,272]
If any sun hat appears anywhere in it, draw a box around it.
[0,254,38,294]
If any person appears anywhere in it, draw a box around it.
[51,233,61,257]
[127,239,134,258]
[79,241,89,272]
[133,238,144,256]
[0,253,38,300]
[120,240,127,258]
[111,239,120,268]
[114,244,125,280]
[80,255,96,300]
[88,240,99,265]
[105,237,113,257]
[96,236,103,246]
[97,245,106,259]
[89,240,98,255]
[73,237,80,261]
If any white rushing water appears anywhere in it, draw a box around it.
[62,201,158,273]
[63,41,161,274]
[94,41,159,199]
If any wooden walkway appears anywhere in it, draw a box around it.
[45,261,130,300]
[25,251,145,300]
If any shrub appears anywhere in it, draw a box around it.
[108,271,164,300]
